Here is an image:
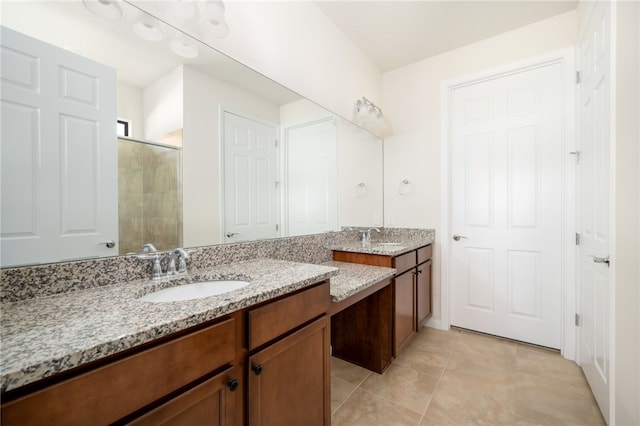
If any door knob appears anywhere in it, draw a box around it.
[252,364,263,375]
[226,232,238,238]
[452,234,468,241]
[591,255,610,267]
[103,240,116,248]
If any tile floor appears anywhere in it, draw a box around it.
[331,327,605,425]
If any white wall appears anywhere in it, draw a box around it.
[182,65,281,248]
[337,120,384,228]
[611,1,640,424]
[142,67,184,141]
[116,81,143,140]
[197,1,382,122]
[382,10,578,324]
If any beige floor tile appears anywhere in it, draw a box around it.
[515,371,605,425]
[331,375,357,415]
[422,365,516,425]
[453,331,517,369]
[331,356,371,386]
[332,387,422,426]
[412,326,461,352]
[360,362,441,415]
[516,344,586,387]
[394,341,451,372]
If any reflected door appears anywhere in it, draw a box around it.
[223,112,278,243]
[0,27,117,267]
[450,62,564,348]
[285,118,337,236]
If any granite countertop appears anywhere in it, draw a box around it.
[330,235,434,256]
[0,258,338,393]
[323,261,396,302]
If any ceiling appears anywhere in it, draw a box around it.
[315,1,578,71]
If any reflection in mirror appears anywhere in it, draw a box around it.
[0,1,383,268]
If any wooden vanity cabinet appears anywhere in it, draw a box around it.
[245,281,331,426]
[1,316,240,426]
[247,317,330,426]
[1,280,332,426]
[333,244,433,357]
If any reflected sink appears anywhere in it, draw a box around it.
[139,280,250,303]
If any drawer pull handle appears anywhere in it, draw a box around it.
[252,364,264,375]
[227,379,239,391]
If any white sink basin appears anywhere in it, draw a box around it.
[139,280,250,303]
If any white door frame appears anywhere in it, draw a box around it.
[439,48,577,359]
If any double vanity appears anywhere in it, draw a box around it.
[0,229,433,425]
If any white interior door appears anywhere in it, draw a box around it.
[285,118,337,236]
[1,26,117,267]
[450,62,564,349]
[223,111,278,243]
[576,2,611,420]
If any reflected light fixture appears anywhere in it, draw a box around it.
[82,0,122,21]
[170,37,199,58]
[166,0,196,25]
[199,15,230,39]
[132,19,165,42]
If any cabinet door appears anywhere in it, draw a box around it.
[394,270,415,356]
[416,260,433,328]
[128,366,241,426]
[248,317,330,426]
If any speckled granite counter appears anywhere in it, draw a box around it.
[0,258,338,392]
[330,235,434,256]
[323,261,396,302]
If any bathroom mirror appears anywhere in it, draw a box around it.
[0,0,383,267]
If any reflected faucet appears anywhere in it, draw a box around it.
[141,243,157,253]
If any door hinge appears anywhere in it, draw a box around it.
[575,232,581,245]
[576,70,581,84]
[275,180,280,188]
[275,224,279,231]
[275,139,278,147]
[575,313,581,327]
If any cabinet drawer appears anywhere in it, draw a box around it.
[248,281,330,350]
[2,318,236,426]
[129,366,240,426]
[417,245,432,264]
[393,251,416,274]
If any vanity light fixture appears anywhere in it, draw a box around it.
[354,96,386,134]
[132,19,165,42]
[82,0,123,21]
[170,37,199,58]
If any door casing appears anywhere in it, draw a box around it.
[439,48,577,359]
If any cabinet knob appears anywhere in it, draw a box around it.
[226,379,239,392]
[252,364,263,375]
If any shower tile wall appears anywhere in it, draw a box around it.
[118,138,182,254]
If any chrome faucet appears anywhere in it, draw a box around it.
[166,248,190,276]
[360,228,381,244]
[137,246,190,280]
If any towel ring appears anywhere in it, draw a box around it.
[399,179,415,196]
[356,182,368,198]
